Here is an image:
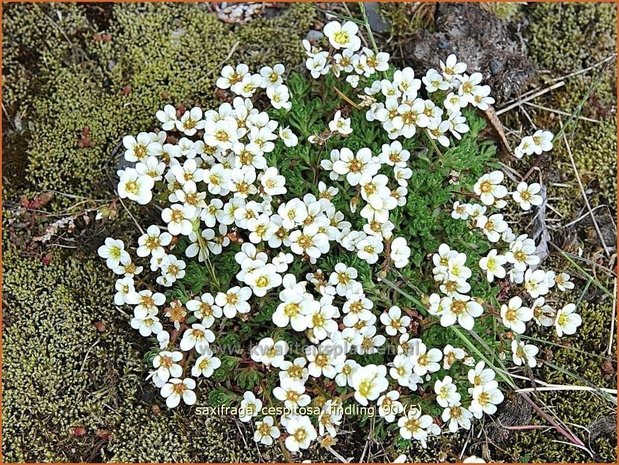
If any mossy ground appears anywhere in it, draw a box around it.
[2,2,616,463]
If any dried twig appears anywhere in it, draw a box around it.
[496,81,565,116]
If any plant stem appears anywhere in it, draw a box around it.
[358,3,380,55]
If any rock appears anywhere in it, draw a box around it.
[401,3,536,101]
[364,3,390,34]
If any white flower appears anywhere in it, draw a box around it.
[253,416,281,445]
[289,226,330,260]
[251,337,289,368]
[379,141,410,167]
[332,147,379,186]
[279,357,310,384]
[136,156,166,181]
[328,263,358,296]
[261,167,287,196]
[186,293,222,327]
[530,297,555,327]
[335,358,360,387]
[260,63,285,88]
[477,213,509,243]
[133,289,166,318]
[444,92,467,113]
[505,234,540,271]
[306,51,330,79]
[555,272,575,292]
[239,391,263,422]
[323,21,361,51]
[131,314,162,337]
[474,171,507,206]
[412,342,442,376]
[351,364,389,405]
[393,67,421,97]
[423,68,450,93]
[500,296,533,334]
[192,348,222,377]
[215,286,252,318]
[470,381,504,418]
[180,323,215,354]
[469,85,495,110]
[158,254,186,285]
[176,107,204,136]
[162,204,195,236]
[306,299,339,341]
[390,237,411,268]
[137,225,172,258]
[267,84,291,111]
[273,380,311,409]
[346,74,360,87]
[380,306,411,336]
[318,399,343,437]
[468,361,496,387]
[160,377,196,408]
[511,340,539,367]
[203,118,239,150]
[217,63,249,89]
[329,110,353,135]
[434,375,461,407]
[360,48,390,74]
[442,404,473,433]
[305,339,345,378]
[440,54,467,81]
[479,249,507,282]
[356,235,384,264]
[377,390,404,423]
[284,415,317,452]
[114,277,137,306]
[554,303,582,336]
[246,263,283,297]
[397,407,434,447]
[279,126,299,147]
[153,350,183,383]
[232,73,262,97]
[531,129,554,154]
[523,268,550,298]
[98,237,130,269]
[156,104,177,131]
[512,182,543,210]
[118,168,154,205]
[394,166,412,187]
[440,294,483,330]
[122,132,153,162]
[442,345,466,370]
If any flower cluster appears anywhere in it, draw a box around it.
[439,163,581,370]
[99,17,581,457]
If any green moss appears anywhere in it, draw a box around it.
[523,3,617,211]
[479,2,522,21]
[2,247,137,461]
[528,3,616,77]
[379,2,435,38]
